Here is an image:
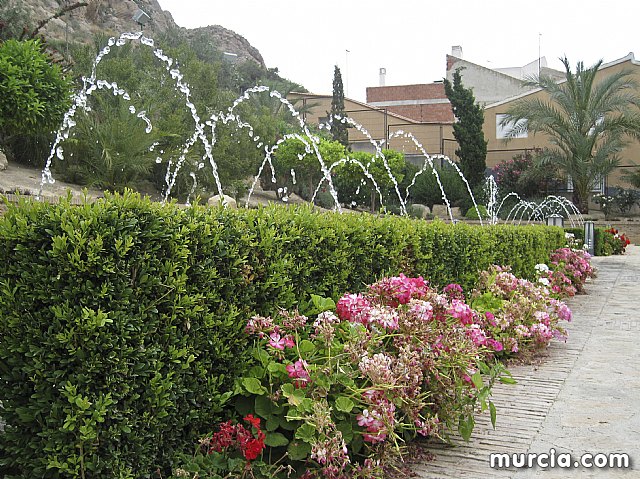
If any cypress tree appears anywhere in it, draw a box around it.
[330,65,349,147]
[444,68,488,189]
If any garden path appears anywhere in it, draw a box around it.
[411,246,640,478]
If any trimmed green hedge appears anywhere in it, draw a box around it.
[0,192,565,478]
[564,226,609,256]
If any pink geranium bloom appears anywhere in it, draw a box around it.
[286,359,310,385]
[336,293,371,324]
[448,299,474,325]
[268,332,295,350]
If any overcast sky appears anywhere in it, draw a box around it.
[156,1,639,103]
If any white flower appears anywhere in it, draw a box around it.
[538,277,550,286]
[535,263,550,272]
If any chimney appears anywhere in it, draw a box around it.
[379,67,386,87]
[451,45,463,58]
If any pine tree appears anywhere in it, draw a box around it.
[444,68,488,189]
[330,65,349,147]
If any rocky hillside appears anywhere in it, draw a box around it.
[12,0,265,67]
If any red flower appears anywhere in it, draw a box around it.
[243,414,261,430]
[206,417,266,462]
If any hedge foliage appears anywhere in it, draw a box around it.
[0,191,565,478]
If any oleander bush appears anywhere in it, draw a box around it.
[0,191,565,477]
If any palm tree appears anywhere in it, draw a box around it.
[501,57,640,212]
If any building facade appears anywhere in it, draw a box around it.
[290,50,640,194]
[483,53,640,191]
[287,92,455,163]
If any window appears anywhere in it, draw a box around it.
[567,175,605,194]
[496,113,527,139]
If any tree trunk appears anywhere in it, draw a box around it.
[573,189,589,214]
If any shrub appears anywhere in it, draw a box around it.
[602,227,631,255]
[0,193,261,477]
[0,38,72,165]
[0,191,566,477]
[174,264,577,477]
[471,265,573,356]
[613,189,638,215]
[592,194,616,219]
[564,227,613,256]
[465,204,489,220]
[406,163,469,210]
[493,152,558,199]
[548,248,597,293]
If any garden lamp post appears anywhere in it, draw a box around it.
[584,221,595,255]
[546,215,564,227]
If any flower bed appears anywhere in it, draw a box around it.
[173,247,589,478]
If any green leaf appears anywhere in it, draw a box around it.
[298,339,315,355]
[299,398,313,413]
[477,360,490,375]
[267,361,287,376]
[294,423,316,443]
[334,396,355,413]
[242,377,267,395]
[311,294,336,312]
[278,415,297,431]
[281,383,295,397]
[264,432,289,447]
[459,414,475,442]
[265,416,280,432]
[489,401,497,429]
[254,395,274,418]
[336,420,354,443]
[253,348,271,367]
[499,376,517,385]
[471,371,484,391]
[234,395,254,416]
[74,397,91,410]
[287,440,312,461]
[286,388,306,407]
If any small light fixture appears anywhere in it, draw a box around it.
[132,8,150,27]
[546,215,564,227]
[584,221,595,255]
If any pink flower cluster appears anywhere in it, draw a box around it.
[367,273,429,307]
[549,248,596,294]
[286,359,310,387]
[356,390,396,443]
[335,293,371,324]
[474,264,575,355]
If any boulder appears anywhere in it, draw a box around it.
[207,194,237,209]
[431,204,462,220]
[408,204,431,219]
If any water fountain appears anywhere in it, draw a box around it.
[482,176,584,226]
[38,32,582,228]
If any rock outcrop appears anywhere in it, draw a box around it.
[12,0,264,67]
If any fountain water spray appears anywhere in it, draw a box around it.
[39,32,584,227]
